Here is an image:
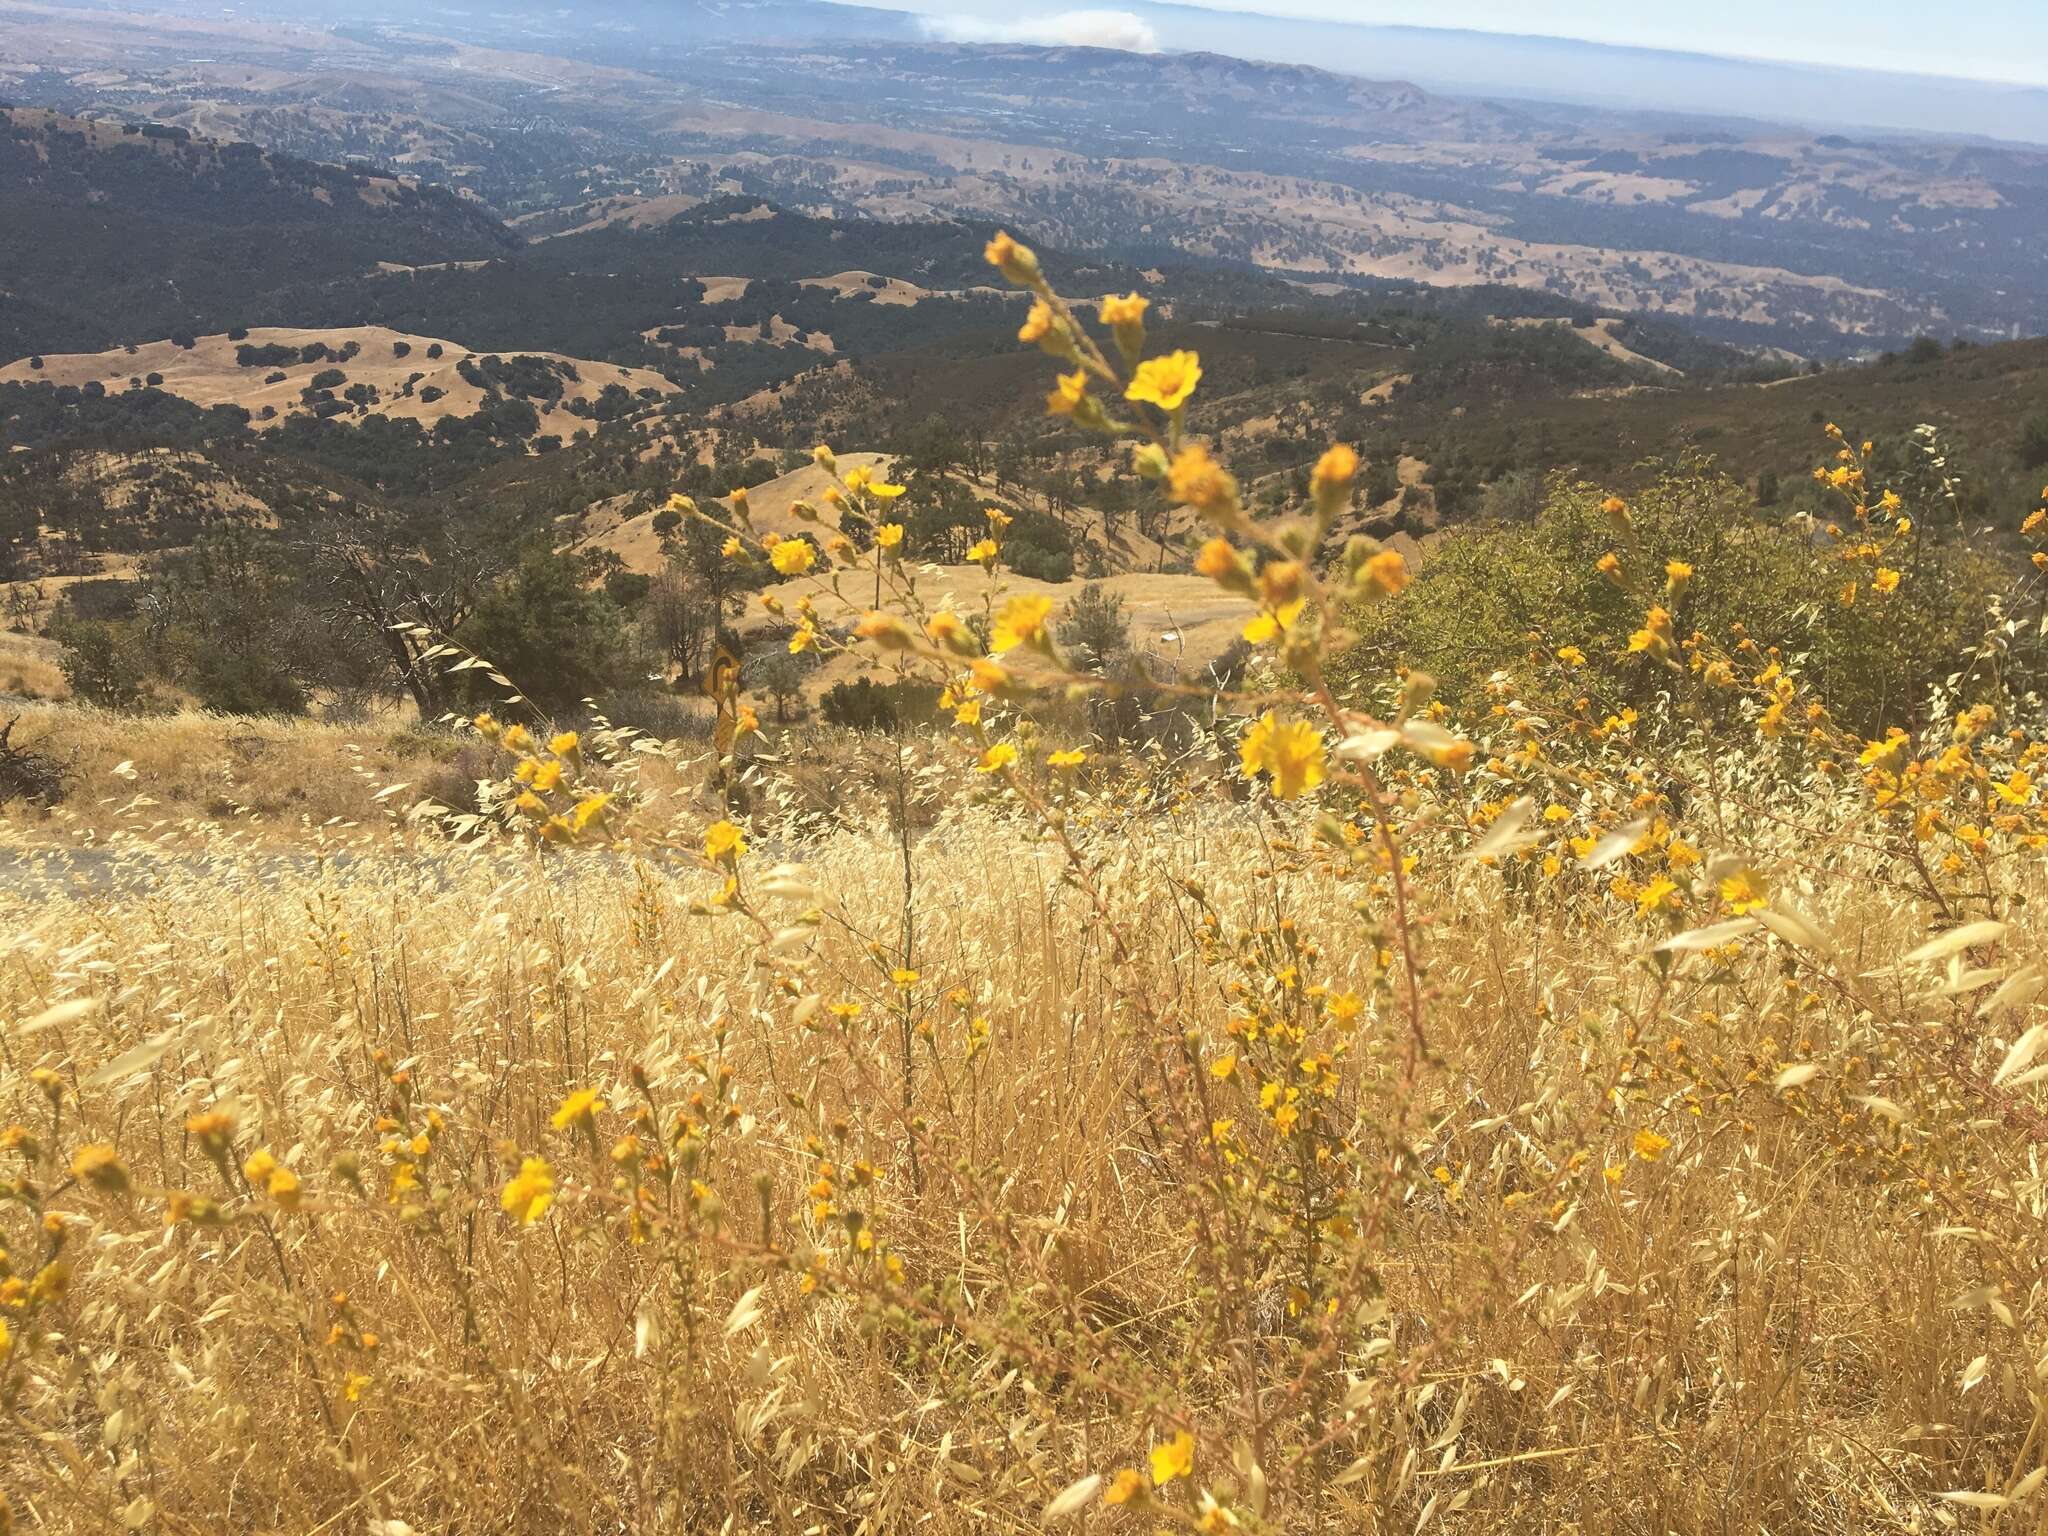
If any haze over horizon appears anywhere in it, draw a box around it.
[881,0,2047,86]
[875,0,2048,140]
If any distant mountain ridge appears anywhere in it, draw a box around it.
[6,3,2045,354]
[897,1,2048,143]
[878,43,1522,138]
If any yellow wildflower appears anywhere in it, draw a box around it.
[1150,1430,1195,1486]
[1628,606,1674,655]
[984,231,1039,284]
[1633,1128,1671,1161]
[1243,599,1305,646]
[1100,291,1149,329]
[1196,537,1247,584]
[1362,549,1409,597]
[1635,877,1680,916]
[551,1089,605,1132]
[1718,866,1768,914]
[1126,350,1202,413]
[1313,443,1358,495]
[1018,298,1057,346]
[1240,712,1326,800]
[771,538,817,576]
[1047,369,1090,418]
[501,1156,555,1224]
[991,594,1054,654]
[266,1165,302,1210]
[705,820,747,863]
[1168,444,1239,521]
[1860,730,1910,771]
[70,1144,129,1196]
[978,743,1018,774]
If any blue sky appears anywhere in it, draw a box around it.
[894,1,2048,85]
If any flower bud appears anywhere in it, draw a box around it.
[985,231,1040,286]
[854,613,916,651]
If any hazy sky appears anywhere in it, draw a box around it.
[1215,1,2046,83]
[890,0,2048,85]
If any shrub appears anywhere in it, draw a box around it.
[2020,414,2048,470]
[455,549,625,713]
[185,644,307,717]
[235,343,299,369]
[49,617,145,708]
[820,675,939,731]
[1335,458,1991,737]
[0,716,64,803]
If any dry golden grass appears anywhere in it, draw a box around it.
[0,704,483,843]
[0,633,69,701]
[6,237,2048,1536]
[3,755,2045,1533]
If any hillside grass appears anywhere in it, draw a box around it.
[0,704,481,843]
[2,764,2043,1533]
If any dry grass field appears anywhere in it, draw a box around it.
[0,705,511,842]
[4,240,2048,1536]
[0,328,678,439]
[4,713,2046,1533]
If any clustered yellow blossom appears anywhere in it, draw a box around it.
[1239,713,1326,800]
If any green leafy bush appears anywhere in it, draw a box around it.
[1335,457,1994,737]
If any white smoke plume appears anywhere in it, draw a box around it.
[920,10,1163,54]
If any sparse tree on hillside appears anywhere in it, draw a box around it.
[310,511,500,718]
[746,648,813,723]
[456,547,624,715]
[1057,583,1131,675]
[2020,415,2048,471]
[645,560,719,682]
